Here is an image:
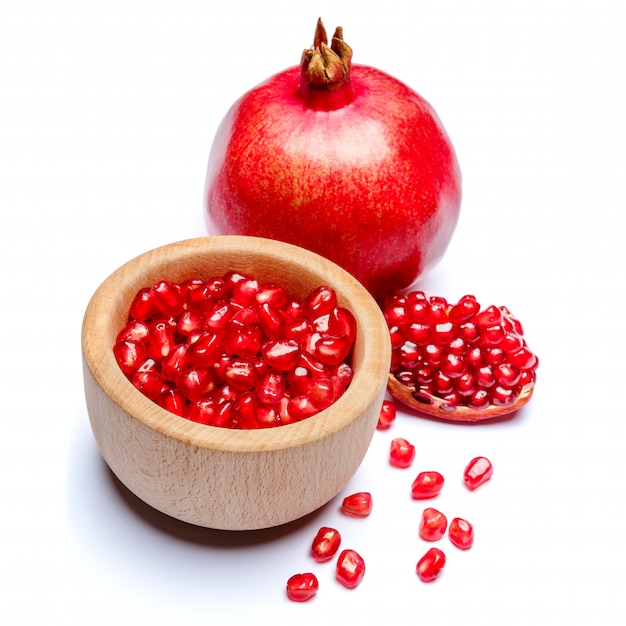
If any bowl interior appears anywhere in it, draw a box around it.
[82,236,391,453]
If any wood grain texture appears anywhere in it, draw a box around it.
[82,236,391,530]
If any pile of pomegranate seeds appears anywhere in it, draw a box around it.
[383,292,538,418]
[114,273,357,429]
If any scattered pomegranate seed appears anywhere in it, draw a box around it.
[383,291,538,420]
[311,527,342,562]
[449,517,474,549]
[286,572,319,602]
[336,549,366,589]
[419,507,448,541]
[463,456,493,490]
[389,437,415,468]
[416,547,446,582]
[341,492,373,518]
[114,274,357,429]
[376,399,397,430]
[411,471,444,499]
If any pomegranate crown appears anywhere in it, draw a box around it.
[300,18,353,88]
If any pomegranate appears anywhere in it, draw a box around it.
[204,19,461,302]
[384,291,538,421]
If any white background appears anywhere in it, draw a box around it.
[2,0,625,624]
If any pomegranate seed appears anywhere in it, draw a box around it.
[129,287,159,320]
[311,527,342,562]
[411,471,444,499]
[464,456,493,490]
[449,517,474,549]
[286,572,319,602]
[160,343,188,381]
[336,549,366,589]
[130,359,163,401]
[177,367,216,402]
[262,339,300,370]
[303,285,337,318]
[159,387,185,417]
[416,548,446,582]
[419,507,448,541]
[186,332,223,367]
[152,280,185,316]
[287,394,319,420]
[113,340,146,375]
[314,333,353,366]
[389,437,415,468]
[376,399,397,430]
[341,492,372,518]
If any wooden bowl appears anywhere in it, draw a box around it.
[82,236,391,530]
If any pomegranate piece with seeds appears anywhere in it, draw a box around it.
[416,547,446,582]
[336,549,366,589]
[113,273,357,429]
[286,572,319,602]
[383,292,538,421]
[463,456,493,490]
[341,492,372,518]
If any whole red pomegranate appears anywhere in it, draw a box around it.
[204,20,461,301]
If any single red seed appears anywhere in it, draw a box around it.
[419,507,448,541]
[411,471,444,499]
[449,517,474,549]
[389,437,415,468]
[336,549,366,589]
[152,280,186,316]
[311,527,342,562]
[416,547,446,582]
[314,333,353,366]
[376,399,397,430]
[129,287,159,320]
[113,340,146,375]
[303,285,337,318]
[286,572,319,602]
[262,339,300,370]
[463,456,493,490]
[341,492,372,518]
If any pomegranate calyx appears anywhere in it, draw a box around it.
[301,18,352,89]
[387,373,535,422]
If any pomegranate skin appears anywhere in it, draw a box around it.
[205,45,461,302]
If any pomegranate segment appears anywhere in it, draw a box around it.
[384,292,538,421]
[113,273,357,429]
[286,572,319,602]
